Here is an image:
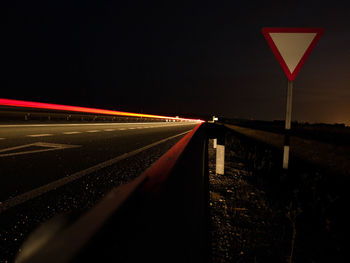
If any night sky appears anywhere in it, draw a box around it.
[3,1,350,123]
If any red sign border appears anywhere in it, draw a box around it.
[262,27,324,81]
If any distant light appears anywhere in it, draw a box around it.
[209,116,218,123]
[0,98,204,122]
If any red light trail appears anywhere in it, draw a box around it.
[0,98,203,122]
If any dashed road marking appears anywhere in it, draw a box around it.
[118,128,126,130]
[104,129,115,131]
[86,130,100,133]
[0,142,81,157]
[63,131,82,135]
[27,134,53,137]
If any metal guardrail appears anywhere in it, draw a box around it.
[0,107,167,123]
[16,123,211,263]
[222,123,350,176]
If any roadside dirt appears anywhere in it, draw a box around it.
[208,140,289,262]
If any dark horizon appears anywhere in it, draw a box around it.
[3,1,350,124]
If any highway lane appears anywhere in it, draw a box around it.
[0,122,198,204]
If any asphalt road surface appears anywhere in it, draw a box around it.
[0,122,198,208]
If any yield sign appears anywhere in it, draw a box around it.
[262,28,323,81]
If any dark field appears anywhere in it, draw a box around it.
[221,118,350,146]
[213,123,349,262]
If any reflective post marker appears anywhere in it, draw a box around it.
[283,80,293,169]
[216,145,225,175]
[216,136,225,175]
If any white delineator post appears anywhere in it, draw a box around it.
[283,80,293,169]
[213,139,217,148]
[216,144,225,175]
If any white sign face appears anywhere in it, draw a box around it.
[269,33,317,73]
[262,28,324,81]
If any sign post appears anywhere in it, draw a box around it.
[283,80,293,169]
[262,27,323,169]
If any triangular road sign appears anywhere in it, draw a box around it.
[262,28,323,81]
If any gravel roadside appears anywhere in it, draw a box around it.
[208,139,289,262]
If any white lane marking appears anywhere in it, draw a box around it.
[128,128,136,130]
[104,129,115,131]
[27,134,53,137]
[118,128,126,130]
[86,130,100,133]
[63,131,82,135]
[0,130,192,213]
[0,142,80,157]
